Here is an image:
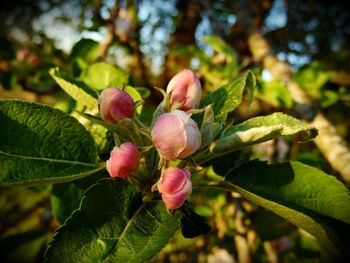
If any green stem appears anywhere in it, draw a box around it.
[134,115,146,129]
[194,180,236,192]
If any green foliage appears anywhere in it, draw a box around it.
[257,79,293,108]
[81,62,129,91]
[201,70,256,122]
[0,100,101,186]
[45,179,181,263]
[70,39,100,63]
[225,161,350,259]
[293,63,338,107]
[202,35,238,69]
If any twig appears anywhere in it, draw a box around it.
[234,200,251,263]
[263,241,279,263]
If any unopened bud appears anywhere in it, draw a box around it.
[151,110,201,160]
[157,167,192,209]
[166,69,201,111]
[106,142,139,179]
[98,87,133,123]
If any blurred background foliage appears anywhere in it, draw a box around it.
[1,0,350,262]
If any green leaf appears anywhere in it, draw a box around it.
[200,70,256,122]
[199,105,215,149]
[134,87,151,99]
[50,67,98,109]
[51,182,83,224]
[125,86,143,114]
[45,179,181,263]
[70,39,100,62]
[213,112,317,154]
[202,35,237,64]
[0,100,101,186]
[225,161,350,259]
[82,62,129,90]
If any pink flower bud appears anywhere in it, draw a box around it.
[106,142,139,179]
[151,110,201,161]
[166,69,201,111]
[98,87,133,123]
[157,167,192,209]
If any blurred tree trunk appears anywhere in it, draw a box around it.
[161,0,203,87]
[96,0,149,86]
[248,32,350,185]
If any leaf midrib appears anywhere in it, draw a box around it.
[101,202,147,262]
[0,150,96,167]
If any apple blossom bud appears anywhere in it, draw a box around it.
[151,110,201,160]
[157,167,192,209]
[166,69,201,111]
[106,142,139,179]
[98,87,133,123]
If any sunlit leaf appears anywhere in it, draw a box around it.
[50,68,98,109]
[0,100,101,186]
[213,112,317,154]
[82,62,129,90]
[201,70,256,122]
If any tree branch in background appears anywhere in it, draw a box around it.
[248,32,350,184]
[234,200,251,263]
[162,0,203,87]
[98,0,120,58]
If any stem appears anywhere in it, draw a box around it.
[194,181,235,192]
[263,241,278,263]
[134,115,146,129]
[113,133,121,146]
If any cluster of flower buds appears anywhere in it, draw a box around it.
[98,69,202,210]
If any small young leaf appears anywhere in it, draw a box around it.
[50,68,98,109]
[0,100,101,186]
[45,179,181,263]
[200,105,215,149]
[225,161,350,259]
[213,112,317,154]
[125,86,143,114]
[82,62,129,90]
[200,70,256,123]
[70,39,100,62]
